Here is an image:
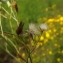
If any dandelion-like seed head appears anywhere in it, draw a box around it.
[39,24,49,31]
[29,23,40,35]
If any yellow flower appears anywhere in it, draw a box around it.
[36,42,43,48]
[45,32,50,38]
[53,28,57,32]
[42,53,46,56]
[52,4,56,8]
[17,58,21,61]
[48,50,53,55]
[45,8,49,11]
[55,19,60,22]
[48,29,52,33]
[57,15,61,18]
[50,36,54,40]
[48,18,55,23]
[22,53,25,57]
[40,36,44,40]
[44,39,48,44]
[37,42,43,46]
[54,43,58,47]
[61,50,63,54]
[59,16,63,21]
[60,21,63,25]
[57,58,61,62]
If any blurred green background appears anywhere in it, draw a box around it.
[0,0,63,63]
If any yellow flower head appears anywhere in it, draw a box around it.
[54,43,58,47]
[48,18,55,23]
[59,16,63,21]
[48,50,53,55]
[42,53,46,56]
[22,53,25,57]
[57,58,61,62]
[61,50,63,54]
[45,8,49,11]
[52,4,56,8]
[45,32,50,38]
[40,36,44,40]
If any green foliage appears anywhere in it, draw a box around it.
[0,0,63,63]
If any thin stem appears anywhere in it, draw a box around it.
[26,49,32,63]
[0,30,16,36]
[0,2,3,36]
[28,50,32,63]
[9,5,15,38]
[6,48,21,63]
[2,7,18,25]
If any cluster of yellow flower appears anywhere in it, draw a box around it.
[35,15,63,62]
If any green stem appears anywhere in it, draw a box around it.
[2,7,18,25]
[28,50,33,63]
[0,2,3,36]
[26,50,32,63]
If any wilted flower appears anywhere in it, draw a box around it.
[29,23,40,35]
[39,24,48,31]
[12,1,18,12]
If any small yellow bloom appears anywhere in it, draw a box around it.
[54,43,58,47]
[52,4,56,8]
[61,50,63,54]
[45,32,50,38]
[60,22,63,25]
[48,18,54,23]
[44,39,48,44]
[17,58,21,61]
[36,42,43,48]
[42,53,46,56]
[57,58,61,62]
[45,8,49,11]
[37,42,43,46]
[57,15,61,18]
[22,53,25,57]
[40,36,44,40]
[55,19,60,22]
[59,16,63,21]
[53,28,57,32]
[61,28,63,31]
[50,36,54,40]
[48,50,53,55]
[48,29,52,33]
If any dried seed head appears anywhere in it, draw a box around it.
[12,1,18,12]
[39,24,48,31]
[29,23,40,35]
[16,22,24,35]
